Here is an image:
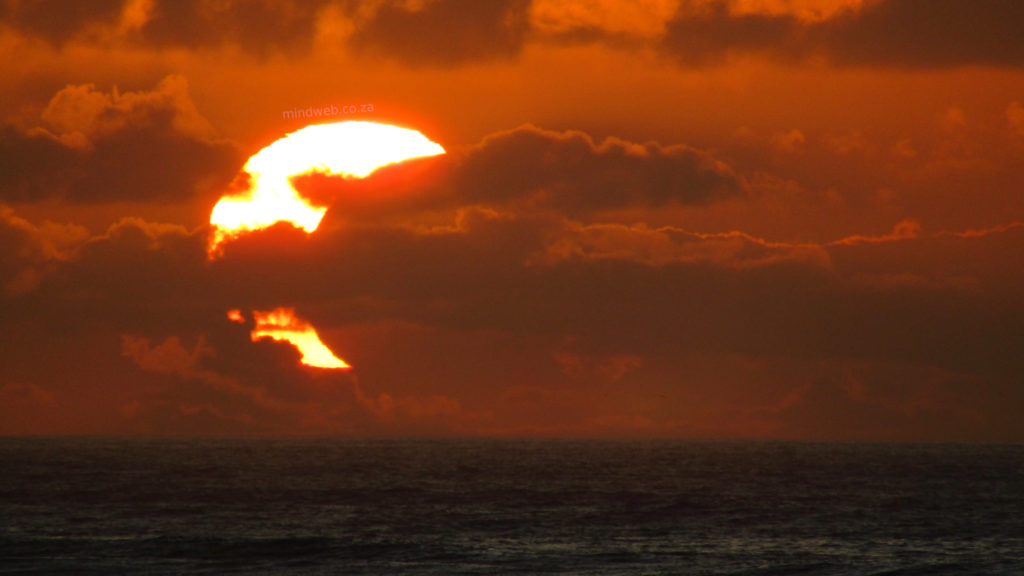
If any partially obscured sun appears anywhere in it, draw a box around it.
[209,120,445,255]
[229,308,350,370]
[215,120,445,370]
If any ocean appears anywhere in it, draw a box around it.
[1,438,1022,575]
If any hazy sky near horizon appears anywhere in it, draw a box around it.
[1,0,1022,440]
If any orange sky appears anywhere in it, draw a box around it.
[1,0,1022,440]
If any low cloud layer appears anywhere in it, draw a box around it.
[2,117,1021,438]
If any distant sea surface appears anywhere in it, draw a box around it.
[1,438,1022,575]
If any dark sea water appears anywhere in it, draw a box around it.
[1,439,1022,575]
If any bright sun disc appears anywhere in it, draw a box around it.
[209,120,445,255]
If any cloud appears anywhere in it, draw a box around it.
[769,128,805,154]
[0,0,333,55]
[118,332,367,435]
[661,0,1024,68]
[758,362,1023,442]
[829,218,921,246]
[139,0,329,56]
[555,349,644,384]
[5,0,1022,70]
[816,0,1024,68]
[0,76,239,204]
[1008,101,1024,137]
[2,200,1022,437]
[0,205,89,296]
[0,0,125,45]
[345,0,531,66]
[530,0,676,39]
[532,221,829,268]
[122,333,213,375]
[661,1,798,66]
[449,124,745,214]
[197,199,1023,385]
[2,0,531,66]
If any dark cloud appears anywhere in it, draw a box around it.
[198,204,1024,384]
[0,76,240,204]
[1,0,531,66]
[2,200,1022,438]
[346,0,530,66]
[449,124,745,214]
[661,2,797,66]
[762,364,1023,442]
[661,0,1024,68]
[817,0,1024,68]
[141,0,330,57]
[0,0,124,45]
[0,206,88,296]
[0,0,330,56]
[0,126,77,203]
[0,215,375,436]
[6,0,1021,69]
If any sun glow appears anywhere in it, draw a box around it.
[245,308,350,370]
[208,121,445,255]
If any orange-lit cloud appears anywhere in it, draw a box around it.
[530,0,676,38]
[0,76,238,204]
[345,0,531,66]
[661,0,1024,68]
[3,0,1024,71]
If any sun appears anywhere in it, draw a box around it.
[212,120,444,371]
[208,120,445,256]
[229,308,351,370]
